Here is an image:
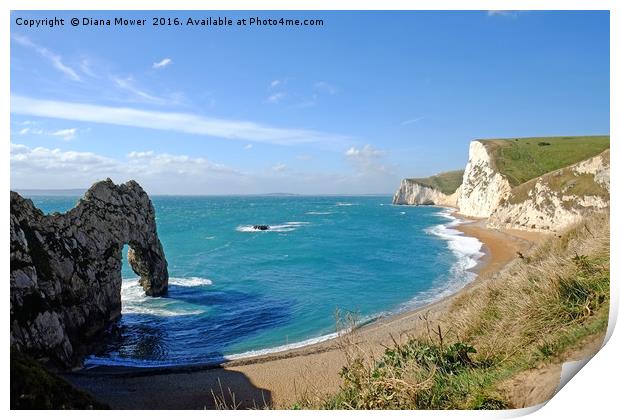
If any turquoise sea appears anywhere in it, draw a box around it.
[27,195,483,367]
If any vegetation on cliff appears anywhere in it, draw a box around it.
[11,350,108,409]
[301,212,609,409]
[405,170,464,195]
[480,135,610,187]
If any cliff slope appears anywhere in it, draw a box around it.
[488,149,609,232]
[393,170,463,207]
[10,179,168,367]
[395,135,610,232]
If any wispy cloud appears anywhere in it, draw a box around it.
[272,163,287,172]
[153,58,172,69]
[11,95,351,146]
[15,126,78,141]
[295,94,318,108]
[270,79,282,88]
[487,10,521,18]
[266,91,287,104]
[12,34,80,81]
[400,116,425,126]
[344,144,391,175]
[244,144,253,150]
[112,76,166,104]
[79,58,98,78]
[50,128,77,141]
[315,81,338,95]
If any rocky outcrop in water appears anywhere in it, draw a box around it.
[10,179,168,367]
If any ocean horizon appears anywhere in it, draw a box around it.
[26,194,484,367]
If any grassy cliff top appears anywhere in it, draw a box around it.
[479,135,610,186]
[407,169,464,195]
[507,149,609,206]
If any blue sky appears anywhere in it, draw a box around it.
[10,10,609,194]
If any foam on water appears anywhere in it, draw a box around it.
[306,211,334,215]
[121,277,213,317]
[400,209,484,311]
[236,221,309,232]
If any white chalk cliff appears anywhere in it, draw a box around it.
[457,141,512,218]
[487,150,610,232]
[392,180,460,207]
[394,140,609,233]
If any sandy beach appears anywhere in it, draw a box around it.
[64,216,546,409]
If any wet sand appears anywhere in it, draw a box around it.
[64,217,545,409]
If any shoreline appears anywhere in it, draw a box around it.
[74,208,501,374]
[65,211,547,408]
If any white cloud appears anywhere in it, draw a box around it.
[295,94,318,108]
[11,143,241,191]
[400,116,425,126]
[315,81,338,95]
[266,92,287,104]
[487,10,520,17]
[270,80,281,88]
[15,126,77,141]
[244,144,253,150]
[127,150,238,175]
[344,144,391,175]
[345,144,385,159]
[18,127,42,135]
[11,95,350,146]
[79,58,98,78]
[12,34,80,81]
[112,76,166,104]
[50,128,77,141]
[11,143,118,176]
[272,163,287,172]
[153,58,172,69]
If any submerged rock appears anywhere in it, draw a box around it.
[10,179,168,367]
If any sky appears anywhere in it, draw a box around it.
[10,10,610,195]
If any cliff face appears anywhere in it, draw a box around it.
[487,150,610,232]
[392,179,460,207]
[10,179,168,367]
[394,138,609,233]
[457,141,512,218]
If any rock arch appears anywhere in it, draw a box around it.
[10,179,168,367]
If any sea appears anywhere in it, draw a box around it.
[26,195,484,367]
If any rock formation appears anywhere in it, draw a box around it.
[392,180,460,207]
[10,179,168,367]
[393,139,610,233]
[457,141,512,218]
[487,150,610,232]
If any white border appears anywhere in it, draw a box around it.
[2,1,616,418]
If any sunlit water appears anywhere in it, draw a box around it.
[27,195,483,367]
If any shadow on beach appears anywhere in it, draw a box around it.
[64,363,273,409]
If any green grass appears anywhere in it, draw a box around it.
[301,212,610,410]
[507,149,609,206]
[480,136,609,186]
[10,350,108,409]
[408,170,464,195]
